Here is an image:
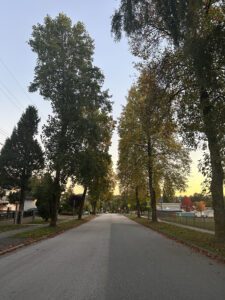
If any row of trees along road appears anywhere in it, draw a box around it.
[117,67,190,220]
[0,14,114,226]
[112,0,225,240]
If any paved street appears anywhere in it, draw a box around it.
[0,214,224,300]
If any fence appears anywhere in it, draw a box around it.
[0,210,37,224]
[0,210,16,221]
[158,211,215,231]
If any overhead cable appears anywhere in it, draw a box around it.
[0,57,45,119]
[0,86,22,111]
[0,79,25,110]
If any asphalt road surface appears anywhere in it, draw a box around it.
[0,214,224,300]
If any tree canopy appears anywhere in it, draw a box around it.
[29,14,113,225]
[0,106,44,223]
[112,0,225,240]
[118,66,190,221]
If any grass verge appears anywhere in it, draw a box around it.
[0,225,29,233]
[12,216,95,240]
[160,216,214,231]
[29,218,63,225]
[127,215,225,259]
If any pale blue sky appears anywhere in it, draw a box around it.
[0,0,137,152]
[0,0,204,195]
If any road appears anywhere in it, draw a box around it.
[0,214,224,300]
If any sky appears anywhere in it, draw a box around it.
[0,0,205,196]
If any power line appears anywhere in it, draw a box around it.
[0,127,9,136]
[0,79,25,110]
[0,57,45,119]
[0,86,22,111]
[0,131,8,138]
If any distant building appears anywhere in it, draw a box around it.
[157,203,181,211]
[195,208,214,218]
[0,195,36,211]
[0,196,9,210]
[23,196,37,211]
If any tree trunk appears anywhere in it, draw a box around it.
[136,186,141,218]
[17,185,25,224]
[50,171,60,227]
[78,187,88,220]
[200,90,225,240]
[147,139,157,222]
[93,200,97,215]
[50,123,68,227]
[50,192,58,227]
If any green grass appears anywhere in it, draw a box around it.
[29,218,63,225]
[12,216,95,240]
[160,216,215,231]
[0,225,29,233]
[127,215,225,258]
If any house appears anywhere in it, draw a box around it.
[0,195,37,211]
[0,196,9,210]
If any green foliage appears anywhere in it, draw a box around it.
[112,1,225,155]
[29,14,113,225]
[162,177,175,203]
[0,106,44,190]
[112,0,225,239]
[0,106,44,220]
[59,188,74,213]
[8,191,20,204]
[190,193,212,207]
[118,66,190,212]
[0,188,5,198]
[31,174,54,221]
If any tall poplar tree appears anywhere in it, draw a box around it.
[29,14,112,226]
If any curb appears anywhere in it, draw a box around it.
[128,217,225,264]
[0,217,95,256]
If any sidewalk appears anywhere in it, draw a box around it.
[158,219,215,235]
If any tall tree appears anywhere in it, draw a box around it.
[30,173,54,221]
[118,100,148,218]
[29,14,112,226]
[112,0,225,240]
[88,164,115,215]
[76,117,114,218]
[0,106,44,223]
[118,67,190,221]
